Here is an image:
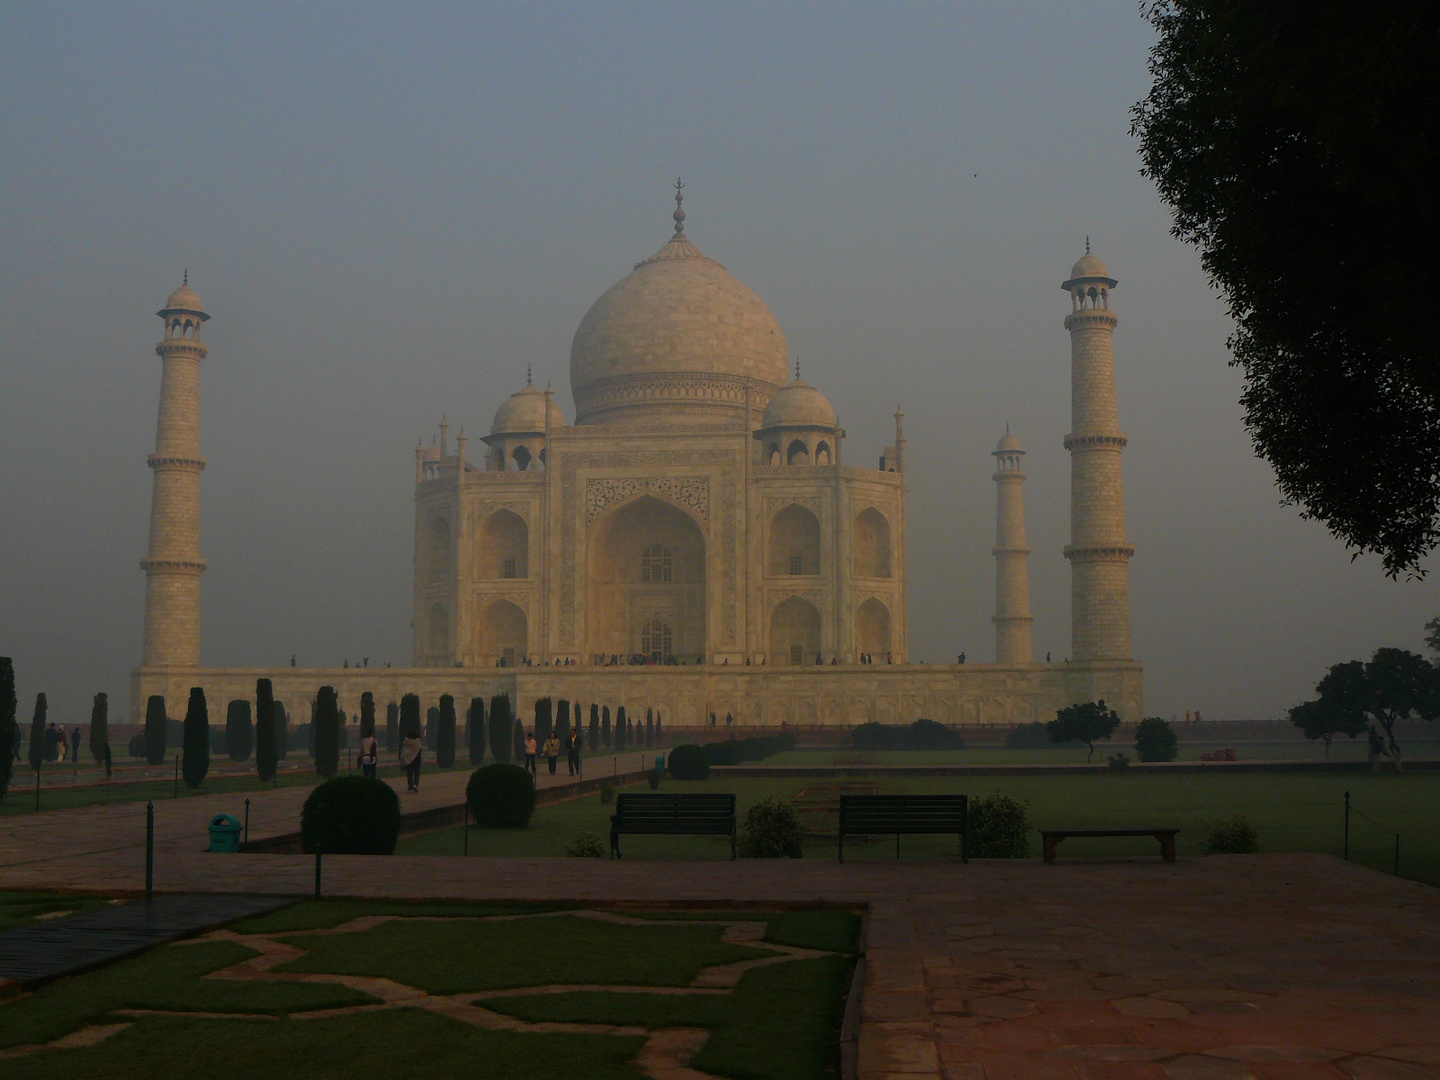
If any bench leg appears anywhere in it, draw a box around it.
[1160,834,1176,862]
[610,828,620,859]
[1043,834,1058,864]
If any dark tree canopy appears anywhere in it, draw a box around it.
[313,685,340,779]
[181,686,209,789]
[489,694,512,763]
[1048,700,1121,761]
[255,679,277,782]
[1295,648,1440,770]
[1133,2,1440,576]
[0,657,16,797]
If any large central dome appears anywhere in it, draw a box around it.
[569,222,790,426]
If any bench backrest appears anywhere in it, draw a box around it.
[614,793,736,823]
[839,794,968,831]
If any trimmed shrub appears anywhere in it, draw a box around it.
[467,696,486,765]
[556,700,571,747]
[89,692,112,776]
[27,693,47,769]
[667,743,710,780]
[655,712,664,746]
[313,686,341,779]
[436,694,457,769]
[1134,716,1179,762]
[425,706,439,749]
[775,730,796,752]
[588,704,600,753]
[144,693,167,766]
[567,831,606,858]
[400,694,422,741]
[225,699,253,762]
[512,717,525,761]
[534,698,553,744]
[600,785,615,804]
[702,740,740,766]
[274,703,290,760]
[614,706,627,751]
[1107,752,1131,771]
[1205,815,1259,854]
[128,733,145,758]
[489,694,512,763]
[1004,721,1051,750]
[359,692,376,739]
[384,701,399,753]
[966,794,1030,858]
[601,706,612,747]
[647,766,662,789]
[738,798,804,858]
[301,776,401,854]
[645,708,654,748]
[0,657,14,798]
[466,763,537,828]
[181,687,209,789]
[853,718,964,751]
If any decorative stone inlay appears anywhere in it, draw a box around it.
[139,558,207,574]
[1064,545,1136,562]
[146,455,207,470]
[768,588,825,610]
[473,501,529,525]
[585,476,710,528]
[475,591,530,614]
[764,494,820,517]
[1062,433,1129,451]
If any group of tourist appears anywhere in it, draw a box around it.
[522,728,584,776]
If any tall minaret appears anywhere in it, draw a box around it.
[140,277,209,667]
[992,428,1033,663]
[1062,243,1133,660]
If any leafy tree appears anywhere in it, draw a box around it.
[144,694,167,766]
[1426,616,1440,658]
[489,694,512,763]
[1047,700,1121,762]
[467,696,486,766]
[359,692,376,739]
[1134,716,1178,762]
[589,704,600,753]
[1296,648,1440,772]
[534,697,553,744]
[255,678,277,782]
[614,706,627,751]
[601,706,611,748]
[28,693,48,770]
[225,699,253,762]
[1288,697,1366,757]
[181,687,209,789]
[1132,2,1440,576]
[384,700,399,753]
[400,694,422,742]
[313,686,340,778]
[0,657,16,798]
[436,693,457,769]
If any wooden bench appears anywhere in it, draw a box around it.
[838,794,968,863]
[610,793,737,859]
[1040,828,1178,864]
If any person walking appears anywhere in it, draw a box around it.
[543,732,560,775]
[524,732,538,776]
[566,727,581,776]
[400,731,423,793]
[358,731,379,780]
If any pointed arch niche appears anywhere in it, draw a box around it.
[853,507,892,578]
[769,595,820,666]
[587,494,706,662]
[479,509,528,579]
[855,597,892,657]
[477,598,527,667]
[768,503,820,576]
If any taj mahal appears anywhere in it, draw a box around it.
[129,185,1143,728]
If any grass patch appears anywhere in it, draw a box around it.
[485,954,853,1080]
[0,941,376,1049]
[0,1009,650,1080]
[229,897,554,934]
[0,892,118,932]
[277,914,768,993]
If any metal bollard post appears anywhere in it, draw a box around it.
[1343,790,1350,861]
[145,801,154,901]
[244,798,250,845]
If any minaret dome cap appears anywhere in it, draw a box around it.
[995,431,1024,453]
[1062,247,1118,291]
[158,282,209,319]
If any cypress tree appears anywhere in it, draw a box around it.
[614,706,627,751]
[556,699,571,746]
[275,703,290,759]
[512,717,525,761]
[400,693,422,741]
[467,696,486,765]
[645,708,654,748]
[535,697,553,744]
[0,657,16,798]
[384,701,399,752]
[601,705,611,747]
[225,699,253,762]
[28,693,48,771]
[255,678,277,782]
[588,703,599,755]
[655,711,663,746]
[143,694,167,766]
[360,692,376,738]
[181,687,209,789]
[437,694,457,768]
[314,685,340,778]
[424,706,438,748]
[489,694,512,762]
[88,692,111,776]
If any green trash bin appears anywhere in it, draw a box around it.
[208,813,243,853]
[654,754,665,772]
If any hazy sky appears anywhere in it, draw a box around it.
[2,3,1433,725]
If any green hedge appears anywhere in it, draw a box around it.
[667,743,710,780]
[301,776,401,854]
[466,763,536,827]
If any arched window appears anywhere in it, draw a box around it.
[641,619,673,663]
[641,543,673,583]
[787,439,810,466]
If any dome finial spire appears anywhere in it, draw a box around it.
[526,364,533,387]
[182,267,188,286]
[1085,235,1091,255]
[794,355,801,381]
[672,176,686,235]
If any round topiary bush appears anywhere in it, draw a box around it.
[702,740,741,767]
[966,793,1030,858]
[738,797,805,858]
[466,763,537,827]
[667,744,710,780]
[1204,814,1258,854]
[566,831,606,858]
[301,776,401,855]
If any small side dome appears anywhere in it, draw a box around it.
[158,282,208,318]
[1068,251,1110,281]
[761,378,837,430]
[490,384,565,436]
[995,431,1023,453]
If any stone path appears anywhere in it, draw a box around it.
[0,894,288,989]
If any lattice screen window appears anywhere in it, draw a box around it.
[790,644,804,666]
[641,543,673,583]
[641,619,673,662]
[789,554,803,575]
[502,557,517,579]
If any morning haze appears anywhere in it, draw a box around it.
[1,3,1431,724]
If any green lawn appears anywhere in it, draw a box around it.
[0,901,859,1080]
[0,892,119,932]
[760,739,1440,767]
[396,770,1440,885]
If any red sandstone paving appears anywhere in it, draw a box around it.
[2,778,1439,1080]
